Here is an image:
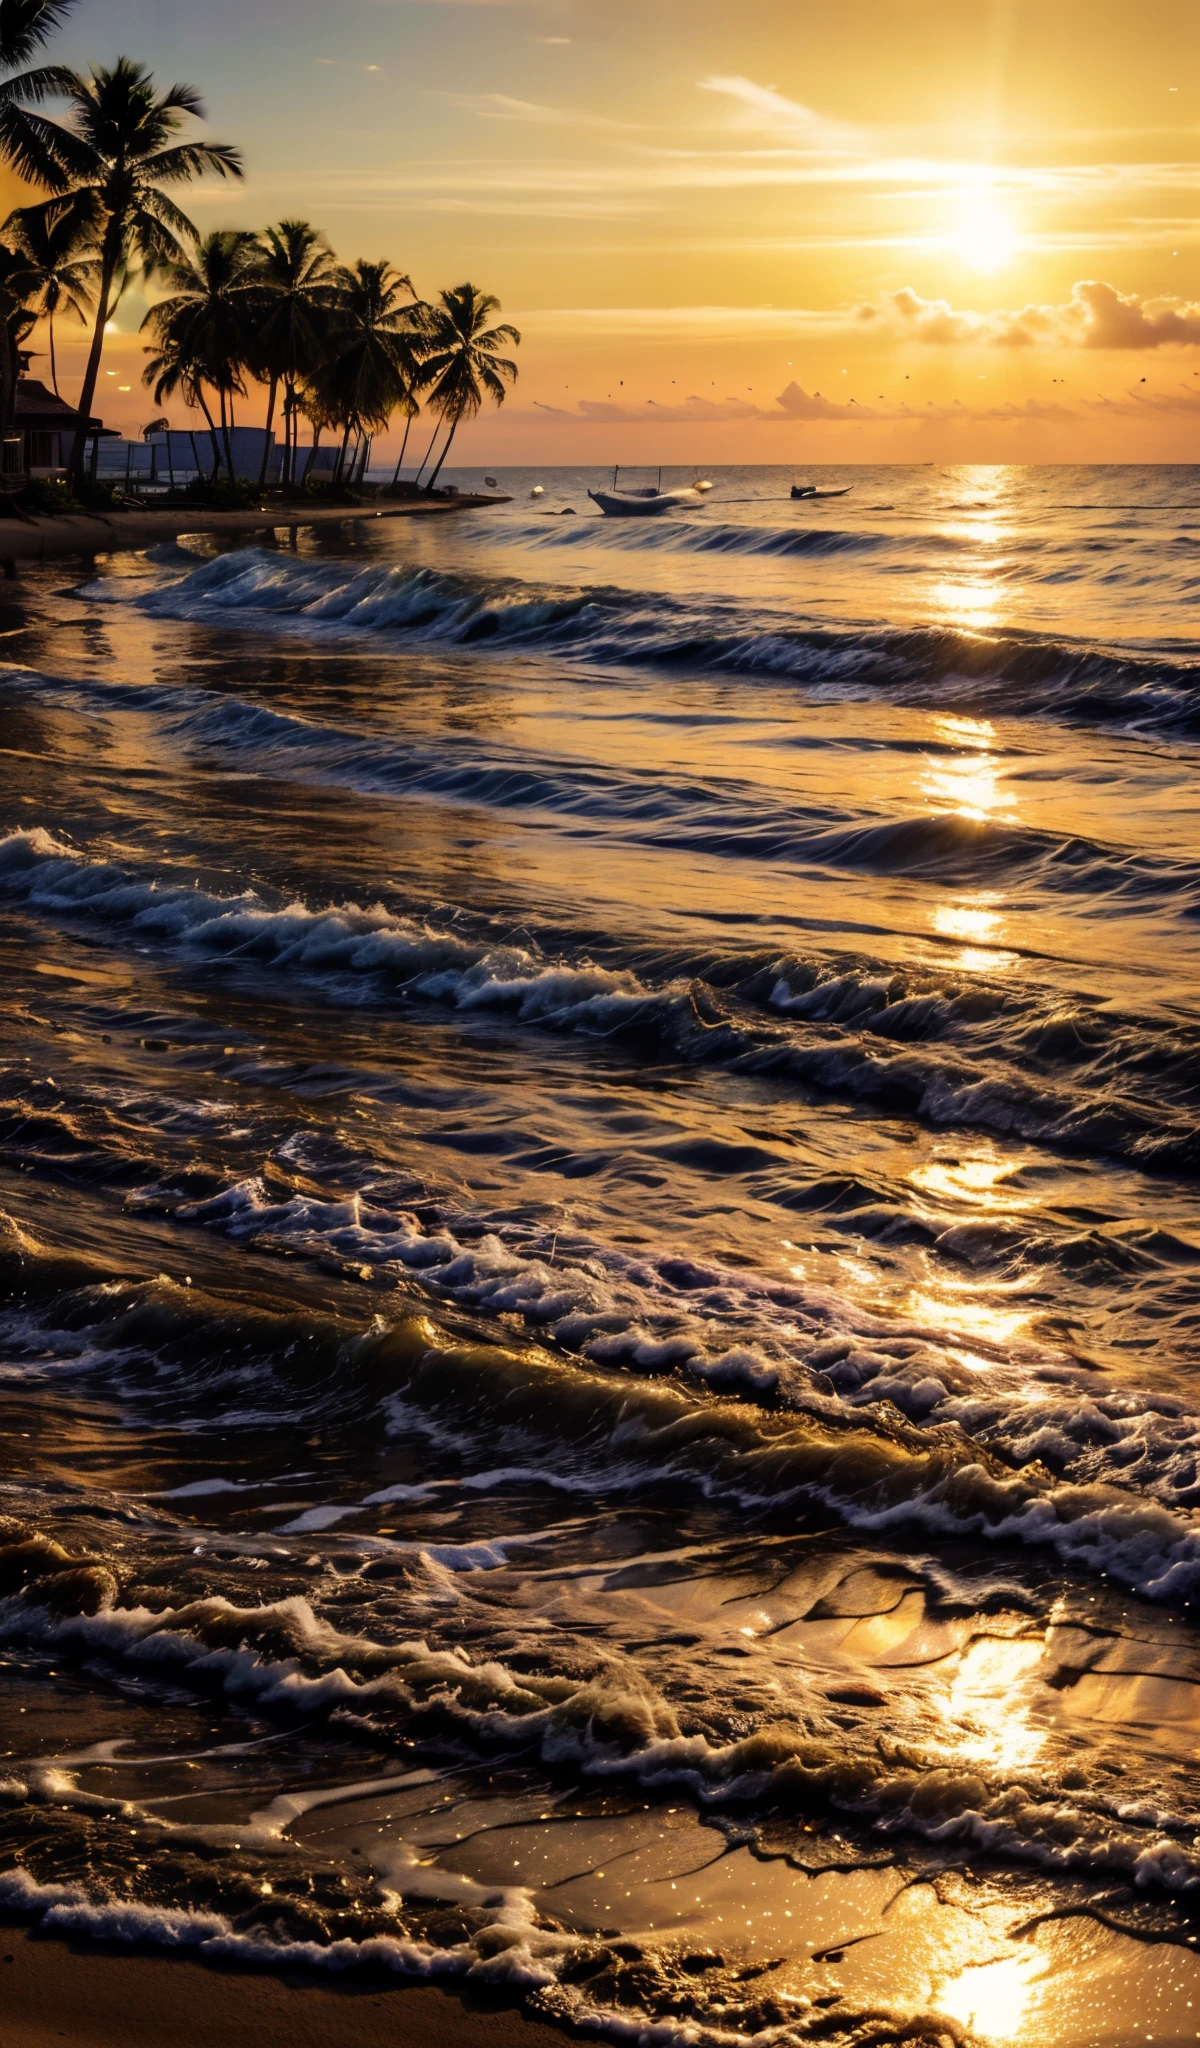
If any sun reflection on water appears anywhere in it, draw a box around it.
[937,1948,1044,2042]
[939,1637,1048,1769]
[906,1290,1033,1349]
[910,1154,1024,1206]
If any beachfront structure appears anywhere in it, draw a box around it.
[8,377,110,483]
[95,427,341,491]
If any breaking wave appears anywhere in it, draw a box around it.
[83,547,1200,732]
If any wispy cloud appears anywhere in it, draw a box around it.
[432,92,639,132]
[518,383,1082,427]
[697,76,865,156]
[532,395,762,424]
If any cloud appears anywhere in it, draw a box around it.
[532,395,761,424]
[1071,279,1200,347]
[525,304,838,337]
[519,384,1083,428]
[879,280,1200,349]
[697,75,864,155]
[433,93,638,132]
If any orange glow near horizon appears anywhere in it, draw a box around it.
[22,0,1200,463]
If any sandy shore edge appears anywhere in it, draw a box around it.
[0,497,491,565]
[1,1920,570,2048]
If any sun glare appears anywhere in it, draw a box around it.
[953,200,1018,272]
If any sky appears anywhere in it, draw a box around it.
[19,0,1200,463]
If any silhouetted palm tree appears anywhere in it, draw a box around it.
[141,229,258,482]
[249,219,344,489]
[0,1,78,187]
[315,258,423,483]
[0,238,40,472]
[389,387,420,485]
[6,195,97,393]
[0,1,80,429]
[141,318,221,480]
[25,56,243,477]
[417,283,518,492]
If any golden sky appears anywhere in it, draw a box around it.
[37,0,1200,461]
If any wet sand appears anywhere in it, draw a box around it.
[0,496,498,564]
[1,1921,564,2048]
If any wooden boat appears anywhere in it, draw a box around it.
[791,483,853,499]
[587,485,700,516]
[588,466,710,517]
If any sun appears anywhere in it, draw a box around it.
[953,200,1018,272]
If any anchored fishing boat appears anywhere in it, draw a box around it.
[588,467,711,517]
[791,482,853,499]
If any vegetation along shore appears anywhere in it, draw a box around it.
[0,0,521,524]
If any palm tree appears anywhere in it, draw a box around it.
[0,1,81,431]
[5,195,97,394]
[249,219,344,490]
[417,283,519,493]
[23,57,243,479]
[141,229,258,482]
[389,387,420,486]
[0,1,78,186]
[317,258,422,484]
[0,239,40,475]
[141,319,221,481]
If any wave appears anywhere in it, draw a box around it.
[10,1119,1200,1580]
[3,827,1200,1175]
[83,548,1200,734]
[13,661,1199,908]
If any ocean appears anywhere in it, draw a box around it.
[3,462,1200,2045]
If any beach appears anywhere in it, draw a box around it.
[3,461,1200,2048]
[2,1921,563,2048]
[0,494,498,565]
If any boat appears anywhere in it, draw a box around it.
[587,486,701,516]
[791,483,853,499]
[588,466,709,517]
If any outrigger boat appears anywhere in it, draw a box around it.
[791,482,853,499]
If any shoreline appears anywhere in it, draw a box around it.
[0,495,498,566]
[1,1920,569,2048]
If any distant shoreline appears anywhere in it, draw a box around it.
[0,495,500,567]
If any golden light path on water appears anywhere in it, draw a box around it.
[6,464,1200,2048]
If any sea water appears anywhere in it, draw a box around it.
[3,463,1200,2045]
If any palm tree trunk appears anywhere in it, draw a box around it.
[413,415,442,487]
[219,387,235,485]
[258,372,278,490]
[335,421,352,485]
[391,411,413,486]
[194,386,221,483]
[48,312,58,398]
[301,419,321,486]
[69,234,121,483]
[425,413,461,493]
[282,382,294,489]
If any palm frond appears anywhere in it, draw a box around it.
[142,138,244,184]
[0,0,76,73]
[0,60,76,105]
[0,100,72,184]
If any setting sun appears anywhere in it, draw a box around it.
[953,199,1019,272]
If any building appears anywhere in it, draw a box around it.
[113,426,341,489]
[12,378,108,478]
